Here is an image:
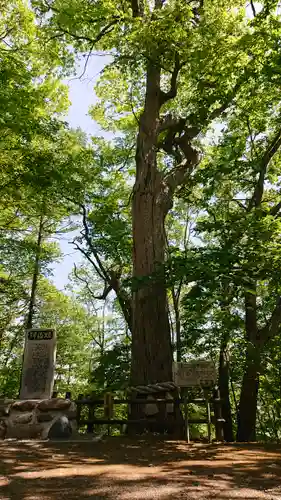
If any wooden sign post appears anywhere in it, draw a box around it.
[173,360,218,443]
[173,360,217,387]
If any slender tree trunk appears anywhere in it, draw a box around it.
[171,288,181,362]
[131,63,173,386]
[237,287,260,442]
[26,215,44,329]
[175,305,181,363]
[237,344,260,441]
[18,215,44,397]
[218,333,234,442]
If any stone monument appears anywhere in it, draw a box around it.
[0,328,77,440]
[20,329,56,400]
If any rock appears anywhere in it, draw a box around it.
[12,412,33,424]
[37,413,53,423]
[47,416,72,440]
[0,399,14,417]
[38,399,71,412]
[6,423,41,439]
[65,410,77,420]
[0,405,11,417]
[92,434,104,443]
[66,401,77,412]
[144,396,158,416]
[12,400,38,412]
[0,420,7,439]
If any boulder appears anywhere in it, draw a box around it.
[12,412,33,424]
[37,413,53,423]
[47,416,72,440]
[0,399,14,417]
[0,399,14,405]
[12,400,38,412]
[38,399,71,412]
[0,405,11,417]
[6,423,41,439]
[0,420,7,439]
[65,410,77,420]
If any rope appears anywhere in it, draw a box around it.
[128,382,177,394]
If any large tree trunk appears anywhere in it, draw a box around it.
[218,332,234,442]
[237,288,259,442]
[131,63,173,386]
[130,61,183,436]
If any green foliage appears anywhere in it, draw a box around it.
[91,342,131,393]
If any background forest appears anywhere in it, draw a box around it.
[1,0,281,442]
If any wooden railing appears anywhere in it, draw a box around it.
[74,391,224,442]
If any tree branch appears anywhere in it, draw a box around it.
[259,296,281,346]
[207,78,242,123]
[157,115,200,164]
[131,0,143,17]
[195,65,252,129]
[159,53,183,106]
[158,115,185,134]
[72,240,106,281]
[244,286,257,343]
[78,43,95,79]
[164,158,196,194]
[80,204,111,282]
[249,128,281,210]
[246,117,258,160]
[232,199,247,210]
[250,0,256,17]
[56,19,118,45]
[0,27,15,44]
[270,200,281,217]
[73,263,112,300]
[75,204,133,331]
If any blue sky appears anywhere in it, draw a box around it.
[51,55,109,290]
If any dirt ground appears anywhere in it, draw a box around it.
[0,437,281,500]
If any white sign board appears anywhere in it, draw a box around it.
[20,329,56,400]
[173,360,217,387]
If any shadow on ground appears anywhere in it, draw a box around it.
[0,438,280,499]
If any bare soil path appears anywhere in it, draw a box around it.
[0,437,281,499]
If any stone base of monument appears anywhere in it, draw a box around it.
[0,398,77,440]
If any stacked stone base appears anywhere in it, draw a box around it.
[0,398,77,440]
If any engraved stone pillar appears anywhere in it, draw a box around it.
[20,329,56,400]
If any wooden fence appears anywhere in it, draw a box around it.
[73,390,224,443]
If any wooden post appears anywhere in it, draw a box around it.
[128,389,144,436]
[77,393,83,431]
[183,390,190,443]
[213,386,224,441]
[158,391,167,433]
[104,392,113,436]
[87,392,95,434]
[204,389,212,443]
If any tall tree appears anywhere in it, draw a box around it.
[32,0,281,400]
